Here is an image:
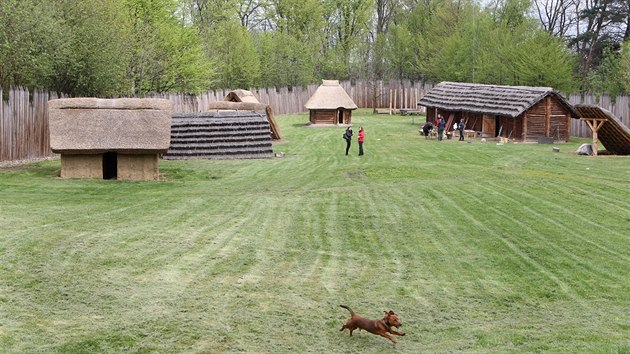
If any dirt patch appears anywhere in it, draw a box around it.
[0,156,59,169]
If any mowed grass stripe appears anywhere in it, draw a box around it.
[486,179,630,251]
[479,179,630,271]
[462,180,625,302]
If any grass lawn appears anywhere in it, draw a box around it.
[1,109,629,353]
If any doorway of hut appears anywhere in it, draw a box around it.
[482,114,497,138]
[337,109,344,124]
[102,152,118,180]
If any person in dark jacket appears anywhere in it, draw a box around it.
[422,122,433,139]
[343,126,353,155]
[458,118,465,141]
[437,115,446,141]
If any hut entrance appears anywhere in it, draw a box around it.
[102,152,118,180]
[482,114,497,138]
[337,109,344,124]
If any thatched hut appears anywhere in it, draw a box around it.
[224,89,260,103]
[206,100,281,140]
[305,80,357,125]
[164,110,273,160]
[417,82,578,142]
[49,98,172,180]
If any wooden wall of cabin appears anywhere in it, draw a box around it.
[523,96,571,142]
[426,108,436,122]
[549,102,570,142]
[462,112,482,131]
[524,101,547,140]
[495,116,522,139]
[309,110,336,124]
[342,110,353,125]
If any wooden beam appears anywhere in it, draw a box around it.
[581,118,606,156]
[545,96,551,137]
[522,113,528,142]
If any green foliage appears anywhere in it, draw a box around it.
[256,31,315,88]
[621,41,630,93]
[319,0,373,80]
[210,20,260,89]
[385,24,416,80]
[270,0,325,41]
[586,45,629,96]
[0,0,621,95]
[47,0,131,96]
[409,0,578,90]
[507,30,578,91]
[123,0,213,94]
[0,0,59,90]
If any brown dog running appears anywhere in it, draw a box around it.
[339,304,406,345]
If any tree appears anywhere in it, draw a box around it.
[320,0,372,80]
[372,0,402,80]
[256,31,315,88]
[585,47,622,94]
[532,0,579,36]
[422,0,577,90]
[571,0,629,80]
[47,0,131,96]
[211,20,260,88]
[124,0,213,94]
[0,0,59,90]
[620,40,630,92]
[236,0,270,30]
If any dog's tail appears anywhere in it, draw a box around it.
[340,304,354,315]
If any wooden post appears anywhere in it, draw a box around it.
[523,113,528,142]
[414,88,418,110]
[545,96,551,137]
[404,87,407,109]
[582,118,606,156]
[389,89,393,115]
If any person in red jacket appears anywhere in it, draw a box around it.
[358,127,365,156]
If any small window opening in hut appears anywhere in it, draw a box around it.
[337,109,344,124]
[102,152,117,180]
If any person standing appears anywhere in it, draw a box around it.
[458,118,465,141]
[437,115,446,141]
[422,121,433,140]
[358,127,365,156]
[343,126,353,155]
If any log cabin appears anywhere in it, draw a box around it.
[417,82,578,142]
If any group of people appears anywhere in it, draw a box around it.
[342,114,466,156]
[343,126,365,156]
[422,115,465,141]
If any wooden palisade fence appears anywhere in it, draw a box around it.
[1,83,629,163]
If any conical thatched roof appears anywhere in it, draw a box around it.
[418,82,577,118]
[305,80,357,110]
[574,104,630,155]
[224,89,260,103]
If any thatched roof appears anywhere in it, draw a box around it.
[164,110,273,160]
[49,98,172,153]
[224,89,260,103]
[206,101,281,140]
[574,104,630,155]
[418,82,578,118]
[305,80,357,110]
